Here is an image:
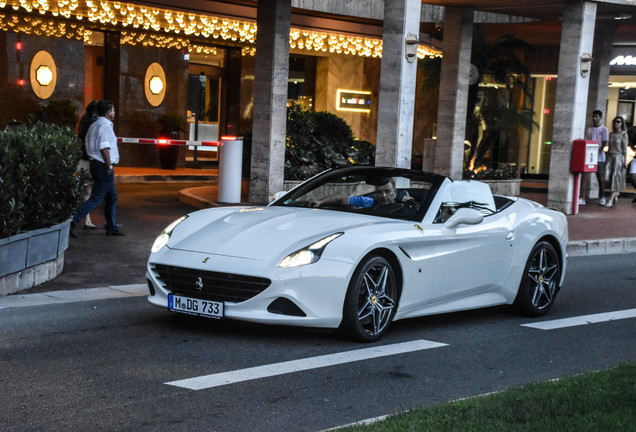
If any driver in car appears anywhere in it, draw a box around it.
[310,177,413,208]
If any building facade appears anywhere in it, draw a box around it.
[2,0,635,211]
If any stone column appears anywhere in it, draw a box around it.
[586,21,617,119]
[434,7,473,180]
[547,2,597,214]
[375,0,422,168]
[249,0,291,205]
[584,21,616,199]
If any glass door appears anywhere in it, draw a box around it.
[187,47,225,163]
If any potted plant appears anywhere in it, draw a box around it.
[462,164,523,196]
[0,123,83,294]
[158,112,186,169]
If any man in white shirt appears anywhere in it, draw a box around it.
[70,100,124,236]
[580,110,609,205]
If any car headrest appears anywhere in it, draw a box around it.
[445,181,496,214]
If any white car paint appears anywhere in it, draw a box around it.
[146,167,568,339]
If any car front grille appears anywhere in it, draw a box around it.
[152,264,271,303]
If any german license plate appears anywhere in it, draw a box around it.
[168,294,224,318]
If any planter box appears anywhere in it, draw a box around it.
[0,219,70,295]
[480,179,522,196]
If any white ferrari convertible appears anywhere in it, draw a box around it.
[146,167,568,342]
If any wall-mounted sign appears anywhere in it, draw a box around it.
[336,89,372,112]
[610,55,636,66]
[609,47,636,75]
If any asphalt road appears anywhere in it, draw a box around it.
[27,182,198,293]
[1,252,635,431]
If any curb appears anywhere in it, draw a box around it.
[567,237,636,257]
[116,175,217,183]
[178,188,222,209]
[0,284,147,308]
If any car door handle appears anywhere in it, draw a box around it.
[506,231,515,240]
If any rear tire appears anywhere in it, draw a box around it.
[513,241,561,316]
[341,255,398,342]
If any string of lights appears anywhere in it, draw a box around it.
[0,0,442,58]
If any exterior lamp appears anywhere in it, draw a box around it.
[30,51,56,99]
[36,65,53,86]
[405,34,419,63]
[149,75,164,95]
[580,53,593,78]
[144,62,166,106]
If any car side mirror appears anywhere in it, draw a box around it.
[443,207,484,229]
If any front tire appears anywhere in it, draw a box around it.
[514,241,561,316]
[341,255,398,342]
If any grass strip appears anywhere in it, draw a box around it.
[342,362,636,432]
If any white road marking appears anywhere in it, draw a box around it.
[521,308,636,330]
[0,284,147,309]
[165,339,448,390]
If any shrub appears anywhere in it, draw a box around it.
[0,123,83,238]
[284,103,375,180]
[241,105,375,180]
[0,83,40,127]
[30,99,79,129]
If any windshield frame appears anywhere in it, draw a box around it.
[269,167,447,222]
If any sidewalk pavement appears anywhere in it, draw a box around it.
[520,191,636,256]
[12,167,636,298]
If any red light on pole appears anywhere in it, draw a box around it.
[18,79,25,86]
[16,42,22,50]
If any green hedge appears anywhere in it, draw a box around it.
[284,103,375,180]
[0,123,83,238]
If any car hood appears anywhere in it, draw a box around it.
[169,206,386,260]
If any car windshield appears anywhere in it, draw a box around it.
[271,167,446,221]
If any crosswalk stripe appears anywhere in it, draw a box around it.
[165,339,448,390]
[521,308,636,330]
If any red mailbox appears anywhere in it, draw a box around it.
[571,139,598,173]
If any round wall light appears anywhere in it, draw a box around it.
[149,75,164,95]
[144,63,166,106]
[36,66,53,86]
[30,51,57,99]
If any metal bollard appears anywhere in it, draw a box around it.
[217,137,243,203]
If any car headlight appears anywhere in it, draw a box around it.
[151,215,188,253]
[278,233,343,268]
